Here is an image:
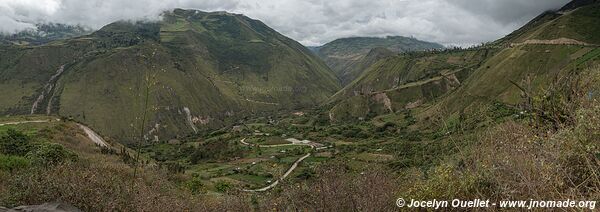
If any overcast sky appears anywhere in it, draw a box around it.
[0,0,570,46]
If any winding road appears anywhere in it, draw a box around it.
[243,153,311,192]
[239,138,317,192]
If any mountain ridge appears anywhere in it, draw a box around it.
[314,36,444,85]
[327,1,600,123]
[0,9,341,143]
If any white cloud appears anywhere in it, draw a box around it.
[0,0,570,46]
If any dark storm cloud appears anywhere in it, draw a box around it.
[0,0,570,46]
[453,0,568,25]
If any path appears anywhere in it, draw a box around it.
[243,153,311,192]
[77,123,110,148]
[0,119,53,126]
[245,98,280,106]
[240,138,324,149]
[239,138,321,192]
[512,38,597,47]
[0,118,110,148]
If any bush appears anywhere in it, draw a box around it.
[0,129,32,156]
[185,177,206,195]
[0,155,29,172]
[26,143,77,166]
[214,181,232,193]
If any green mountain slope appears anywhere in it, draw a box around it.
[328,1,600,123]
[428,1,600,117]
[327,48,494,122]
[0,9,341,143]
[496,1,600,46]
[316,36,444,85]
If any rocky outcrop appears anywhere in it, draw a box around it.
[371,93,393,113]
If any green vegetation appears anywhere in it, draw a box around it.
[0,155,29,172]
[26,142,77,166]
[403,66,600,202]
[328,48,494,121]
[0,127,77,169]
[0,9,341,144]
[1,1,600,211]
[315,36,444,85]
[0,129,32,156]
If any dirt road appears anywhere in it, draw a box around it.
[0,118,110,148]
[243,153,311,192]
[239,138,317,192]
[0,120,53,126]
[77,124,110,148]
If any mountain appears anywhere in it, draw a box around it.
[327,1,600,122]
[0,9,341,143]
[559,0,599,11]
[315,36,445,85]
[327,48,493,122]
[340,47,396,86]
[0,23,92,45]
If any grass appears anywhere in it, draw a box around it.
[353,152,394,163]
[261,136,291,145]
[304,156,329,163]
[576,47,600,66]
[229,174,270,186]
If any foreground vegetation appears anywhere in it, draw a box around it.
[0,66,598,211]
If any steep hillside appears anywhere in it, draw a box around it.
[335,47,396,87]
[0,9,341,143]
[328,48,493,122]
[496,0,600,46]
[316,36,444,85]
[426,1,600,118]
[328,1,600,123]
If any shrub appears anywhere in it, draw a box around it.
[0,154,29,172]
[185,177,206,195]
[26,143,78,166]
[0,129,32,156]
[214,181,232,193]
